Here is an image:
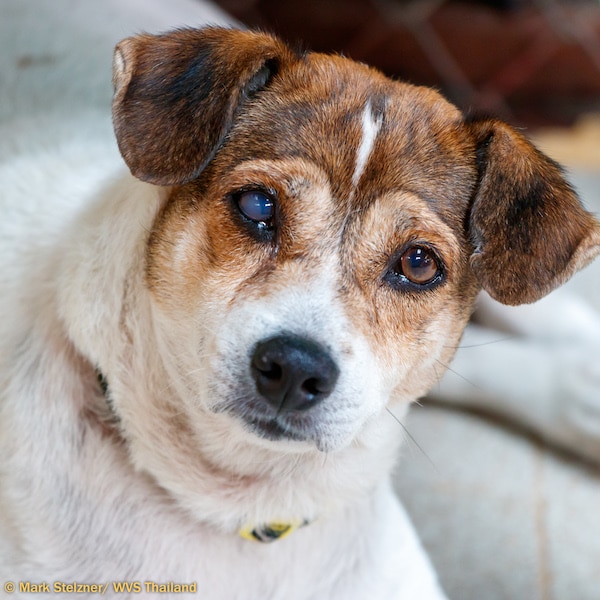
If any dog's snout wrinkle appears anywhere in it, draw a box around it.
[251,334,339,413]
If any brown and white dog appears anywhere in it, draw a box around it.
[1,27,599,599]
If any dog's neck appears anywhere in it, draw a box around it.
[96,368,307,542]
[95,360,400,543]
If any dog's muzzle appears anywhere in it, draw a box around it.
[251,334,339,413]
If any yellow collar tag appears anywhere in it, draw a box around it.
[239,520,307,543]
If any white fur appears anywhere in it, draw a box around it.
[352,101,383,190]
[0,2,446,598]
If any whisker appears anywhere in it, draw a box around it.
[434,358,482,392]
[385,407,437,472]
[448,335,517,350]
[431,362,442,390]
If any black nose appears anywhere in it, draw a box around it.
[251,334,340,412]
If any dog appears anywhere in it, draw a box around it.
[1,26,599,599]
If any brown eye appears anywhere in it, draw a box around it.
[400,246,439,284]
[384,244,444,291]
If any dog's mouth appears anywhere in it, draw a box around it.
[213,385,365,453]
[216,392,322,447]
[245,415,309,443]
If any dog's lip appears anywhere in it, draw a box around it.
[216,391,321,445]
[245,414,310,443]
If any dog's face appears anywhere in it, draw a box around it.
[139,56,480,454]
[108,29,600,461]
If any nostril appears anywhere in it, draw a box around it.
[301,376,336,398]
[301,378,320,397]
[250,334,339,412]
[255,359,282,382]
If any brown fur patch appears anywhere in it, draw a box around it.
[122,27,600,359]
[339,192,477,399]
[112,28,299,185]
[467,118,600,304]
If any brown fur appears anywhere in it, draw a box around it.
[112,28,298,185]
[111,26,600,367]
[467,119,600,304]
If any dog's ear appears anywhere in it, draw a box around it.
[466,118,600,305]
[112,28,296,185]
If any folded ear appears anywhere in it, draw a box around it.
[466,118,600,305]
[112,27,297,185]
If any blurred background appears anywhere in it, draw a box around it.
[215,0,600,128]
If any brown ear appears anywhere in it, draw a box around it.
[466,118,600,305]
[112,27,296,185]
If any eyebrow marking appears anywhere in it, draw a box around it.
[352,101,383,191]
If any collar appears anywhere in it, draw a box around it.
[239,519,310,543]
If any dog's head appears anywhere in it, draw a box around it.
[108,28,600,463]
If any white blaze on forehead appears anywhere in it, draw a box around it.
[352,101,383,190]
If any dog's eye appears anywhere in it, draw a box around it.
[385,244,444,290]
[235,190,275,225]
[400,246,439,284]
